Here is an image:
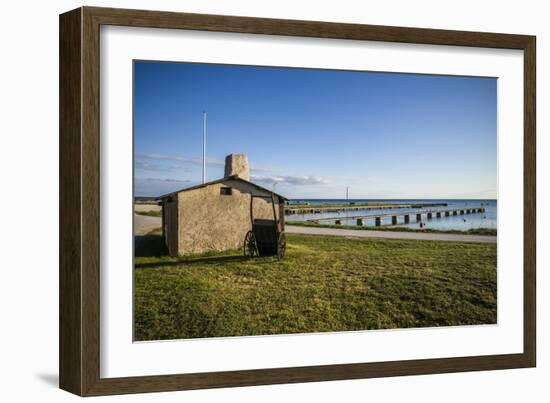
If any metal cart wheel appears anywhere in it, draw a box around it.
[277,232,286,260]
[244,230,257,257]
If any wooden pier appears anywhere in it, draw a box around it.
[308,207,486,226]
[285,202,447,215]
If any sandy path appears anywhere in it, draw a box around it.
[134,214,161,236]
[285,225,496,243]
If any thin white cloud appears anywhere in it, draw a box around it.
[135,160,175,172]
[136,153,224,168]
[142,177,191,183]
[251,174,329,186]
[136,152,278,174]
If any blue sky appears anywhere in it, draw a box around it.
[134,61,497,199]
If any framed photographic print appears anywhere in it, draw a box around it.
[59,6,536,396]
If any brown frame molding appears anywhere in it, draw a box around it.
[59,6,536,396]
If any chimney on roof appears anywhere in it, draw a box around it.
[224,154,250,181]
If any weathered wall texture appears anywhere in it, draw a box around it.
[176,179,282,256]
[224,154,250,181]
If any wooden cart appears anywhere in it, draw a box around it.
[244,194,286,260]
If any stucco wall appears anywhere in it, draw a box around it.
[224,154,250,181]
[175,179,282,255]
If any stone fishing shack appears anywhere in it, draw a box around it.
[157,154,288,256]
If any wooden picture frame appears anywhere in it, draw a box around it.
[59,6,536,396]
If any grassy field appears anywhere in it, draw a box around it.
[286,220,497,235]
[134,233,497,341]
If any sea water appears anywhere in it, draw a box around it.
[285,199,497,231]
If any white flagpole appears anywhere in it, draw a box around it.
[202,111,207,184]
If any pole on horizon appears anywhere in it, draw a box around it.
[202,111,207,184]
[346,186,349,200]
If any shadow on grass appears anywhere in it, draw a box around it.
[134,234,284,269]
[135,255,252,269]
[135,234,168,257]
[135,234,258,269]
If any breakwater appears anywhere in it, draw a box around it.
[310,207,486,226]
[285,202,447,216]
[284,199,496,231]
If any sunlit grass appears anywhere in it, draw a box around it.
[134,233,496,341]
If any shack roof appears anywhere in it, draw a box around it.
[156,175,288,201]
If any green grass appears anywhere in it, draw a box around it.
[134,233,497,341]
[286,220,497,236]
[135,210,162,217]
